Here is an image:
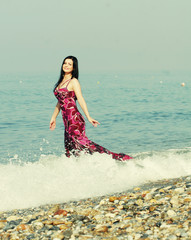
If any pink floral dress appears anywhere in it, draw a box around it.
[54,79,132,161]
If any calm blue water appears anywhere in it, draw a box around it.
[0,71,191,210]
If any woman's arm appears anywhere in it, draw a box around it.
[49,101,61,130]
[72,79,100,127]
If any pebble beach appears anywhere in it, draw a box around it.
[1,176,191,240]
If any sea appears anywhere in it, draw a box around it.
[0,71,191,211]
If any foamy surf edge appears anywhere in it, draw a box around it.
[0,148,191,211]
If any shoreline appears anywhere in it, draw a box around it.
[1,175,191,239]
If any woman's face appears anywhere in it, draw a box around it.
[63,58,73,74]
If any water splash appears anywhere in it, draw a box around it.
[0,148,191,211]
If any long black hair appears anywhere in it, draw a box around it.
[54,56,79,91]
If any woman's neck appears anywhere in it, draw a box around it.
[63,73,72,81]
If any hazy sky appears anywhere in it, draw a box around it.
[0,0,191,73]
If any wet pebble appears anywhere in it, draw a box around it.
[0,175,191,239]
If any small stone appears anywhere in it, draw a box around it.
[105,213,116,218]
[48,205,60,215]
[95,225,108,233]
[159,188,165,193]
[99,199,106,205]
[178,224,183,228]
[7,216,21,221]
[150,187,157,193]
[184,198,191,203]
[167,219,173,224]
[52,220,66,225]
[0,222,5,229]
[127,236,133,240]
[134,233,142,239]
[16,224,28,231]
[136,199,143,206]
[9,233,19,239]
[135,226,144,232]
[167,235,177,240]
[170,196,179,207]
[117,205,124,210]
[32,221,44,230]
[94,215,104,221]
[0,219,7,222]
[144,192,152,201]
[154,194,162,200]
[160,212,166,219]
[155,222,161,227]
[65,221,73,226]
[43,220,53,225]
[118,195,128,200]
[52,234,65,240]
[123,204,129,210]
[94,205,100,210]
[59,225,69,230]
[187,230,191,237]
[26,233,35,239]
[174,187,184,194]
[62,229,72,239]
[166,194,172,198]
[80,235,94,240]
[69,235,76,240]
[108,207,115,211]
[149,206,156,212]
[65,208,74,213]
[89,209,101,217]
[109,196,118,202]
[119,200,125,205]
[150,199,157,204]
[180,231,188,238]
[129,193,136,198]
[167,210,176,218]
[49,225,60,231]
[54,209,68,216]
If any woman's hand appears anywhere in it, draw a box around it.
[50,118,56,130]
[88,116,100,127]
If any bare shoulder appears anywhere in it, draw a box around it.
[71,77,79,83]
[71,78,81,87]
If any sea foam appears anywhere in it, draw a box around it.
[0,148,191,211]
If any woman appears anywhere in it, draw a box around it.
[50,56,132,161]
